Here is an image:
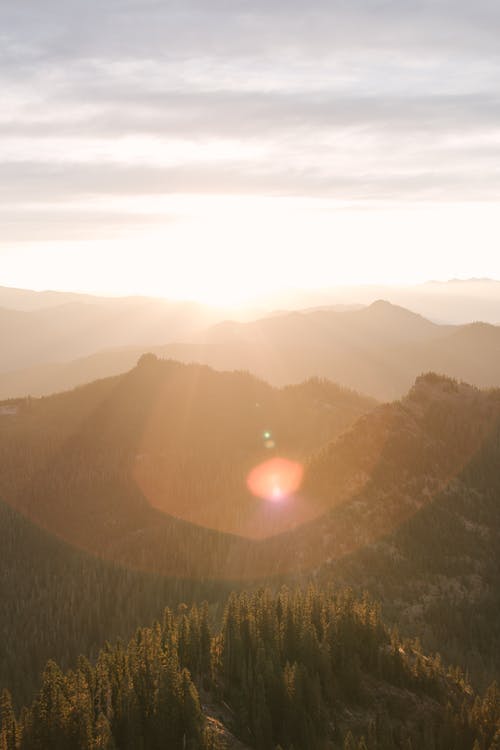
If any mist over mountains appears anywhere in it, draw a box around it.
[262,278,500,325]
[3,282,500,401]
[0,292,228,373]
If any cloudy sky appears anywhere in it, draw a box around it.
[2,1,500,303]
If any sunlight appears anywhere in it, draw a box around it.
[246,457,304,502]
[5,198,500,306]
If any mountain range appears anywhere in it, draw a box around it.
[0,288,231,373]
[257,277,500,325]
[3,298,500,402]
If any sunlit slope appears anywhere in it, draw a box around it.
[303,375,500,690]
[0,358,375,569]
[325,446,500,691]
[255,375,500,688]
[5,586,499,750]
[256,374,500,573]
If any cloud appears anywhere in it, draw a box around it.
[2,91,500,141]
[2,0,500,244]
[1,156,500,221]
[3,1,500,64]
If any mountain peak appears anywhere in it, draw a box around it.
[369,298,394,308]
[413,371,460,391]
[367,299,425,318]
[407,372,482,409]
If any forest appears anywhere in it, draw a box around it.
[1,587,499,749]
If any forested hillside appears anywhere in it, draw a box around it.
[238,373,500,574]
[0,357,375,544]
[0,498,231,708]
[319,379,500,689]
[3,362,500,722]
[257,375,500,689]
[2,587,498,749]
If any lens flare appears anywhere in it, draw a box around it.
[246,457,304,502]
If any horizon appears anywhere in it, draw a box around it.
[2,275,500,310]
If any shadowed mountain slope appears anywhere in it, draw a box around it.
[0,497,231,707]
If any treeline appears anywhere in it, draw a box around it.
[1,587,499,749]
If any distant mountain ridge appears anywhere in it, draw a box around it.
[0,297,226,373]
[256,277,500,324]
[3,288,500,400]
[0,298,495,401]
[156,301,500,400]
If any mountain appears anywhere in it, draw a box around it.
[257,277,500,325]
[239,373,499,569]
[0,345,154,400]
[0,285,100,311]
[156,301,500,400]
[3,361,500,698]
[4,300,500,402]
[0,294,229,374]
[0,358,375,557]
[3,278,500,322]
[2,586,498,750]
[252,373,500,688]
[0,300,452,400]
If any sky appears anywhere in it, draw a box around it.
[2,0,500,305]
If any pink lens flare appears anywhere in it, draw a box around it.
[246,457,304,502]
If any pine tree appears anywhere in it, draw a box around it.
[0,690,16,750]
